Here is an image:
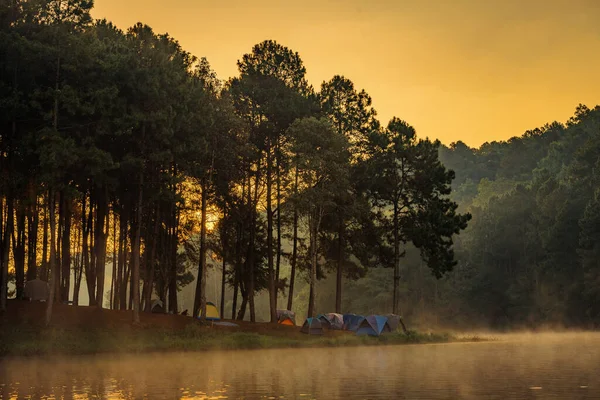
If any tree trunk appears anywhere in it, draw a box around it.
[220,232,227,318]
[335,220,344,314]
[73,219,83,305]
[117,210,128,310]
[393,201,400,315]
[47,51,60,314]
[110,209,117,309]
[122,255,130,310]
[45,189,57,325]
[132,174,144,323]
[144,207,159,312]
[26,189,39,281]
[307,214,317,318]
[120,236,130,310]
[193,180,208,318]
[266,140,277,322]
[114,217,121,310]
[231,268,239,320]
[61,191,71,302]
[83,193,96,306]
[40,196,49,282]
[287,164,299,311]
[236,281,247,320]
[129,270,133,310]
[307,207,323,319]
[95,190,108,308]
[275,137,282,306]
[1,195,14,312]
[232,219,242,320]
[55,195,62,303]
[248,166,259,323]
[232,178,246,320]
[13,200,26,299]
[168,205,178,314]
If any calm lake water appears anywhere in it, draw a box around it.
[1,333,599,399]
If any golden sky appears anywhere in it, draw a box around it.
[92,0,600,147]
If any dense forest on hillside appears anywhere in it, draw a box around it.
[436,105,600,329]
[2,1,599,330]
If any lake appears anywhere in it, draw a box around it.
[1,332,599,399]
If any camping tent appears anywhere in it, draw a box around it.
[205,302,220,320]
[24,279,49,302]
[300,318,323,335]
[316,314,331,330]
[151,299,164,313]
[279,316,295,326]
[277,309,296,326]
[343,314,365,331]
[356,315,392,336]
[385,314,407,332]
[320,313,344,330]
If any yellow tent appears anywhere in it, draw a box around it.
[206,302,220,320]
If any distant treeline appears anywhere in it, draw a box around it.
[434,105,600,328]
[0,1,468,325]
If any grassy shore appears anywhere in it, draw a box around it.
[0,324,484,357]
[0,301,484,357]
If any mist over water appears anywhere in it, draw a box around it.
[1,332,599,399]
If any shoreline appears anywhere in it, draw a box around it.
[0,324,484,358]
[0,301,485,357]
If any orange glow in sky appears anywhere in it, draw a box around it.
[92,0,600,147]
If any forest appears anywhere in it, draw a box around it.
[1,1,599,330]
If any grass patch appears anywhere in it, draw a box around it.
[0,324,475,357]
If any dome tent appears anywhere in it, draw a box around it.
[343,314,365,331]
[151,299,164,313]
[300,317,323,335]
[356,315,392,336]
[277,309,296,326]
[205,302,220,320]
[195,302,221,320]
[318,313,344,330]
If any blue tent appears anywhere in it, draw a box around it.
[356,315,392,336]
[343,314,365,331]
[300,318,324,335]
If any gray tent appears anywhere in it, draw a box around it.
[24,279,49,302]
[151,299,164,313]
[300,318,323,335]
[320,313,344,330]
[386,314,400,331]
[386,314,408,333]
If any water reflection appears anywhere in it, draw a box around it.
[1,333,599,399]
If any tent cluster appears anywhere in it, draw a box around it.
[301,313,405,336]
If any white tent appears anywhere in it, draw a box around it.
[151,299,164,313]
